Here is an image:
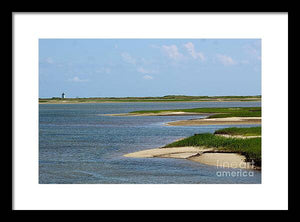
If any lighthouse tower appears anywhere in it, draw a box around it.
[62,92,65,99]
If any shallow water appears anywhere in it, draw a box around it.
[39,102,261,184]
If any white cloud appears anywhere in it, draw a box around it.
[216,54,236,66]
[162,45,183,60]
[121,52,136,64]
[120,51,160,75]
[137,66,157,74]
[143,75,153,80]
[68,76,89,82]
[137,67,148,74]
[183,42,205,61]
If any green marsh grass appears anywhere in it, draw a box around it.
[131,107,261,119]
[164,128,261,166]
[214,127,261,136]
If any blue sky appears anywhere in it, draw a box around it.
[39,39,261,98]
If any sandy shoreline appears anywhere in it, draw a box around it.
[124,147,212,158]
[124,146,256,170]
[108,110,261,169]
[122,114,261,169]
[166,117,261,126]
[104,111,261,126]
[103,111,206,117]
[124,132,260,170]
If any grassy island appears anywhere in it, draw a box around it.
[106,107,261,126]
[130,107,261,119]
[164,126,262,166]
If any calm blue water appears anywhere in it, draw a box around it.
[39,102,261,184]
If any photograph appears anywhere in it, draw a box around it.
[12,12,289,210]
[39,38,262,184]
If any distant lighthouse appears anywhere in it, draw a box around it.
[62,92,65,99]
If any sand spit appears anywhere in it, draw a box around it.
[166,117,261,126]
[104,112,261,126]
[103,111,206,117]
[124,147,255,169]
[189,153,253,169]
[124,147,212,158]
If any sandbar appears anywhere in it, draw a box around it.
[103,111,205,117]
[124,146,256,169]
[166,117,261,126]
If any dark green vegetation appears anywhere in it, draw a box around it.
[214,127,261,136]
[131,107,261,119]
[164,127,261,166]
[39,95,261,104]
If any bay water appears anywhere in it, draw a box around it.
[39,102,261,184]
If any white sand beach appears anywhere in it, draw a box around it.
[124,146,255,169]
[166,117,261,126]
